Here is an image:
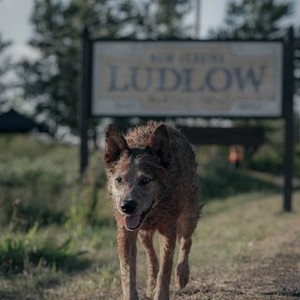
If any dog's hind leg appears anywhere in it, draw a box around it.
[117,226,139,300]
[138,230,159,298]
[175,204,199,290]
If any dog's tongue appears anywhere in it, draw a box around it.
[124,215,141,230]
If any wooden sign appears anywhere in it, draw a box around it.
[91,41,283,117]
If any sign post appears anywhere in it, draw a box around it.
[79,27,92,177]
[283,27,295,212]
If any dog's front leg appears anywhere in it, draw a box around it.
[117,226,139,300]
[154,225,177,300]
[138,230,159,298]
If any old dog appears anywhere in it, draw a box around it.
[104,121,201,300]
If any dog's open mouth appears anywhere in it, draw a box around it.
[124,202,154,231]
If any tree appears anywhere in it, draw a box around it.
[0,33,12,111]
[209,0,297,99]
[17,0,192,136]
[210,0,293,39]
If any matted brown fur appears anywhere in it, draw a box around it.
[104,121,201,300]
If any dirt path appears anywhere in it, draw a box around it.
[175,195,300,300]
[243,170,300,189]
[95,239,300,300]
[178,241,300,299]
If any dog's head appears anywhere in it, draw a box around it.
[104,124,171,231]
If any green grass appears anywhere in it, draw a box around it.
[0,225,89,274]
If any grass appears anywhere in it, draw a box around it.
[0,191,299,299]
[0,224,89,274]
[0,134,299,299]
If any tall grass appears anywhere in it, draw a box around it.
[0,134,81,227]
[0,134,117,274]
[0,225,87,273]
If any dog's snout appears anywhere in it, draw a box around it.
[121,200,137,214]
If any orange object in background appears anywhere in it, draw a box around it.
[229,145,244,168]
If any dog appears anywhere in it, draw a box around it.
[104,121,201,300]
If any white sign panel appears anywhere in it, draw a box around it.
[92,41,283,117]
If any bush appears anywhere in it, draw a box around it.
[247,144,283,175]
[197,145,278,201]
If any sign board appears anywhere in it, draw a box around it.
[92,41,283,117]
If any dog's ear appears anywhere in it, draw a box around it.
[148,124,171,167]
[105,124,128,166]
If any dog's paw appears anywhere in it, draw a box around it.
[175,262,190,289]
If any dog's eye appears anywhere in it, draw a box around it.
[140,177,152,186]
[115,177,123,184]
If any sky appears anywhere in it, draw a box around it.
[0,0,299,61]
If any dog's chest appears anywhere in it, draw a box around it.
[140,201,182,230]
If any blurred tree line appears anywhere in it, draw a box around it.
[14,0,192,136]
[210,0,293,39]
[0,0,299,140]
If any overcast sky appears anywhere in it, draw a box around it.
[0,0,299,61]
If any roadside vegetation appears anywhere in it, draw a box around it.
[0,133,299,299]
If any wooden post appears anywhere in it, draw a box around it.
[283,27,295,212]
[79,27,91,177]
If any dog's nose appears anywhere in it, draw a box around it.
[121,200,137,214]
